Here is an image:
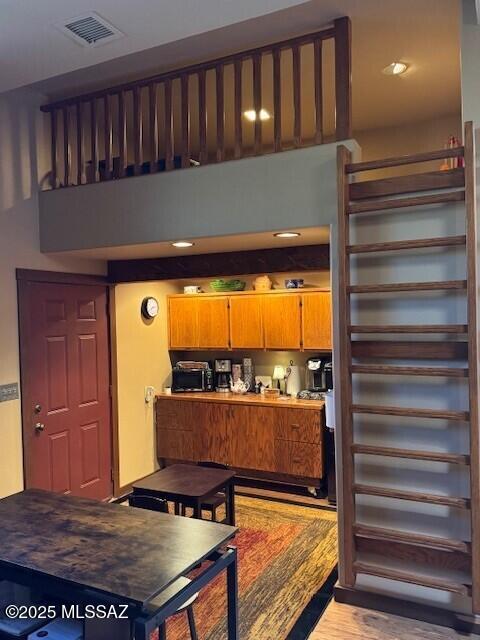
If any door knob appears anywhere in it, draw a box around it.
[34,422,45,432]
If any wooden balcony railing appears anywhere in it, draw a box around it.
[41,17,351,190]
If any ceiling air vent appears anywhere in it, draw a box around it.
[57,12,124,48]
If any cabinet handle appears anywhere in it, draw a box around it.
[292,458,302,464]
[291,424,300,430]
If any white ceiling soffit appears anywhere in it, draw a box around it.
[0,0,311,94]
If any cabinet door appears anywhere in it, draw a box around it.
[228,406,275,472]
[195,403,230,464]
[302,292,332,350]
[157,429,195,461]
[196,297,230,349]
[263,294,301,350]
[168,298,198,349]
[229,296,264,349]
[274,408,322,444]
[274,440,322,478]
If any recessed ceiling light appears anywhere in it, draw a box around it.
[171,241,194,248]
[244,109,271,122]
[382,62,408,76]
[274,232,301,238]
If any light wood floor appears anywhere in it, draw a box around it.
[310,601,480,640]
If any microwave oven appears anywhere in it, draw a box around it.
[172,363,213,392]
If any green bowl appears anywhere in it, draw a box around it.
[210,279,246,292]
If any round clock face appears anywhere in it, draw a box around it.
[141,297,159,319]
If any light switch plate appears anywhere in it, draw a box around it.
[0,383,19,403]
[145,386,155,403]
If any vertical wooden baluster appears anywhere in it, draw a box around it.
[76,103,84,185]
[63,106,70,187]
[292,44,301,148]
[273,49,282,153]
[133,86,143,175]
[149,83,159,173]
[181,74,190,168]
[118,91,127,178]
[50,110,57,189]
[216,65,225,163]
[253,53,262,155]
[104,95,113,180]
[334,16,352,140]
[314,39,323,144]
[234,60,242,159]
[198,70,208,165]
[90,99,99,183]
[164,79,174,171]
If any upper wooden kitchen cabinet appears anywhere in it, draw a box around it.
[302,291,332,350]
[168,295,229,349]
[263,294,301,350]
[229,295,264,349]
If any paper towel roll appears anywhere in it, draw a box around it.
[324,389,335,430]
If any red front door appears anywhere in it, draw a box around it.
[20,281,112,500]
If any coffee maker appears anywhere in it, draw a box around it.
[214,359,232,392]
[305,356,333,392]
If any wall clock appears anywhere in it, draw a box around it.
[141,297,159,319]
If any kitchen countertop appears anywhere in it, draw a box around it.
[156,391,324,410]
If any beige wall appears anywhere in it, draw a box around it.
[0,88,106,499]
[113,280,178,488]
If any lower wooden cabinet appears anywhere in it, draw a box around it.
[156,397,324,483]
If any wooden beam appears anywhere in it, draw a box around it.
[63,107,70,186]
[76,103,84,185]
[198,70,208,165]
[181,74,190,168]
[164,79,174,171]
[108,243,330,283]
[216,65,225,163]
[50,110,57,189]
[104,95,113,180]
[234,60,243,159]
[118,91,127,178]
[253,53,262,155]
[133,86,143,175]
[292,44,301,147]
[149,83,159,173]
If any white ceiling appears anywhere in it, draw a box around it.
[49,226,331,260]
[0,0,310,94]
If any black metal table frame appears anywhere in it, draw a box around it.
[0,546,238,640]
[133,476,236,526]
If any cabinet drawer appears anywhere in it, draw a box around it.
[274,440,322,478]
[274,409,322,444]
[157,429,195,461]
[156,400,195,431]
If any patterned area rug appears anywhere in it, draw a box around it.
[165,496,337,640]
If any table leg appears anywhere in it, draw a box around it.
[227,547,238,640]
[193,499,201,519]
[225,481,235,526]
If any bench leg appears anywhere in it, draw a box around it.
[187,606,198,640]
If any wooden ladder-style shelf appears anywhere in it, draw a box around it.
[337,121,480,613]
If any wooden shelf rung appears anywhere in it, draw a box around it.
[351,340,468,360]
[349,168,465,201]
[347,235,466,254]
[353,523,471,554]
[347,191,465,215]
[351,404,469,421]
[354,561,471,596]
[350,364,469,378]
[348,280,467,294]
[352,444,470,465]
[346,147,465,174]
[349,324,467,334]
[354,483,470,509]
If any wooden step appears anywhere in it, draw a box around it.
[352,444,470,465]
[349,168,465,201]
[348,280,467,294]
[351,340,468,360]
[351,404,469,421]
[349,325,467,334]
[348,191,465,215]
[354,561,471,596]
[350,364,469,378]
[353,523,471,554]
[346,147,465,174]
[347,235,466,254]
[353,483,470,509]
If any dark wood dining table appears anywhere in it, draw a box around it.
[0,489,238,639]
[132,464,236,525]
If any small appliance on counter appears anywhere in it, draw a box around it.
[172,361,213,392]
[285,360,302,397]
[214,359,232,392]
[305,356,333,392]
